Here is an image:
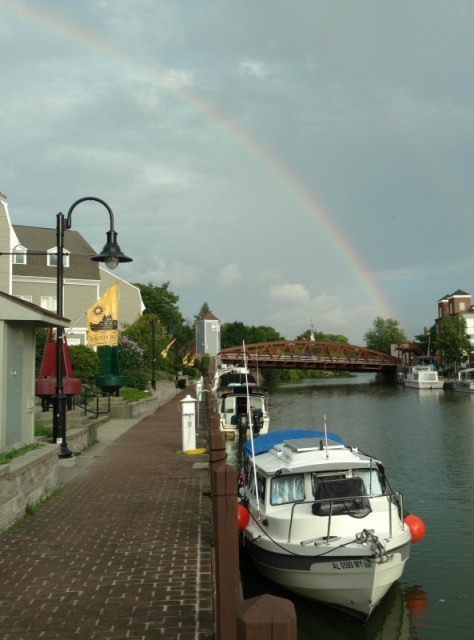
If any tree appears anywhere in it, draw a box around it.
[121,314,171,373]
[296,328,349,343]
[132,282,184,331]
[364,317,407,354]
[221,322,284,349]
[413,325,437,355]
[195,302,212,320]
[435,314,471,372]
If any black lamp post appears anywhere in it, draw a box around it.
[53,197,132,458]
[150,316,157,391]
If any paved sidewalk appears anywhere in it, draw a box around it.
[0,390,214,640]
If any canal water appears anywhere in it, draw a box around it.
[226,374,474,639]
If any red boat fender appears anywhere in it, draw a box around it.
[404,514,426,543]
[237,504,250,531]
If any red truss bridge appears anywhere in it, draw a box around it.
[218,341,400,372]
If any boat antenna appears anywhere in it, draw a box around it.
[323,414,329,459]
[243,340,260,520]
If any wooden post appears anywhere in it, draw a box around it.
[210,430,240,640]
[236,595,297,640]
[212,462,240,639]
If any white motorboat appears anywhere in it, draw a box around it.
[216,382,270,437]
[453,368,474,393]
[403,356,444,390]
[212,364,257,395]
[238,428,425,622]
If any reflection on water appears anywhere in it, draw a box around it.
[229,374,474,639]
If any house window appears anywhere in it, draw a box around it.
[40,296,57,311]
[16,295,32,303]
[460,302,466,311]
[47,248,69,268]
[13,247,27,264]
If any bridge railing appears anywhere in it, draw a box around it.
[218,340,400,371]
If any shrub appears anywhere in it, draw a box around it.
[118,336,145,370]
[120,387,151,402]
[182,367,199,378]
[69,345,100,383]
[123,369,150,390]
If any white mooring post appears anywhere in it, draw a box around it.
[180,394,197,452]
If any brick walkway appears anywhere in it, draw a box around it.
[0,391,214,640]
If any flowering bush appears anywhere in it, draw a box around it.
[118,335,144,371]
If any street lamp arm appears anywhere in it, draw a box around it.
[65,196,115,231]
[61,196,132,270]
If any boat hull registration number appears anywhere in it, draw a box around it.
[332,560,372,570]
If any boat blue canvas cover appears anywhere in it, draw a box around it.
[242,429,345,458]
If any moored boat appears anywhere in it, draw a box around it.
[216,382,270,437]
[403,356,444,390]
[238,427,425,622]
[453,367,474,393]
[212,364,257,394]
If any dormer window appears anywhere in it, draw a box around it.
[47,247,69,268]
[13,245,27,264]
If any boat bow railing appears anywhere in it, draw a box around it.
[287,492,404,544]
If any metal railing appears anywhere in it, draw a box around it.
[287,492,404,544]
[74,384,111,419]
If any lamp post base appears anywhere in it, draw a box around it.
[58,443,73,459]
[52,392,72,459]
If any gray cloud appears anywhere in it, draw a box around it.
[2,0,473,343]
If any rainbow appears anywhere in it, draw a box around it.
[1,0,396,318]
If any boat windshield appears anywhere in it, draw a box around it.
[353,469,383,495]
[312,469,383,497]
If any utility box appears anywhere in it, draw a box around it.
[179,394,197,452]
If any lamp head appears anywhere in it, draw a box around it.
[91,229,132,270]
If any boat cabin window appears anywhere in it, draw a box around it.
[353,469,383,495]
[270,474,305,505]
[248,472,266,503]
[221,398,235,415]
[312,470,383,497]
[250,398,263,411]
[312,476,371,518]
[312,473,346,497]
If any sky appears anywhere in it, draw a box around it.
[1,0,474,345]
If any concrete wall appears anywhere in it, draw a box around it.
[0,443,59,532]
[105,381,178,419]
